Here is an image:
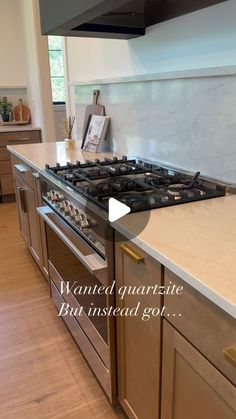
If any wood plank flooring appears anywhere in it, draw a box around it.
[0,203,125,419]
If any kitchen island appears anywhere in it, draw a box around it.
[7,140,236,317]
[7,141,236,419]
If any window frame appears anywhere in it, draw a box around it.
[48,38,66,105]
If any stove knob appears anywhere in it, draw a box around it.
[74,209,84,223]
[62,201,70,212]
[68,204,75,216]
[58,193,64,201]
[47,190,55,200]
[70,209,77,219]
[64,204,71,214]
[52,192,60,202]
[50,190,58,201]
[80,219,90,231]
[59,201,65,209]
[80,212,86,220]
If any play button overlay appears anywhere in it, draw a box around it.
[108,198,131,222]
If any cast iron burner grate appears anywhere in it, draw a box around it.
[45,156,226,212]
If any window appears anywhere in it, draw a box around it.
[48,36,66,104]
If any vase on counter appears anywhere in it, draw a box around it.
[61,116,76,149]
[64,138,75,149]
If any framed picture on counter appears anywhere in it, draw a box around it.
[81,114,110,153]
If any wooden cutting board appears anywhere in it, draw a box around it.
[82,90,105,136]
[13,99,31,123]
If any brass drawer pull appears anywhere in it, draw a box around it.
[120,244,144,264]
[223,346,236,368]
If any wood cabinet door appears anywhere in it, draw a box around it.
[32,172,48,279]
[14,174,30,244]
[161,320,236,419]
[115,232,162,419]
[14,173,42,268]
[25,186,42,265]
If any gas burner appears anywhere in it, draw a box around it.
[45,157,226,213]
[117,193,149,212]
[144,173,182,187]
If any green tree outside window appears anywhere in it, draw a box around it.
[48,36,66,103]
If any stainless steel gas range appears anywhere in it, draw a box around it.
[38,170,116,402]
[37,156,226,402]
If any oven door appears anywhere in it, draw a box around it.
[37,205,111,367]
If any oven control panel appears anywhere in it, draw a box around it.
[46,190,93,231]
[45,189,105,257]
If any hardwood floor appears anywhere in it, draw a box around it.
[0,203,125,419]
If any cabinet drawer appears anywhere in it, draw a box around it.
[0,160,12,174]
[164,269,236,385]
[0,147,10,161]
[12,155,33,188]
[0,173,14,195]
[0,130,41,146]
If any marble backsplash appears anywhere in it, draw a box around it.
[74,74,236,184]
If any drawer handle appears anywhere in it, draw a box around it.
[19,187,27,213]
[14,164,28,173]
[120,244,144,264]
[223,346,236,368]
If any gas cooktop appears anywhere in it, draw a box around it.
[45,156,226,213]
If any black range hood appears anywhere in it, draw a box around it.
[39,0,228,40]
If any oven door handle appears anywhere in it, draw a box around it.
[37,206,107,275]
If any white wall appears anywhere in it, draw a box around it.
[0,0,56,141]
[21,0,56,141]
[66,0,236,83]
[0,0,27,86]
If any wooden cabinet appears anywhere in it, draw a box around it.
[12,154,48,279]
[0,129,41,202]
[115,237,236,419]
[115,233,162,419]
[14,172,41,264]
[164,269,236,385]
[161,320,236,419]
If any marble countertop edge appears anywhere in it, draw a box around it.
[7,145,42,172]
